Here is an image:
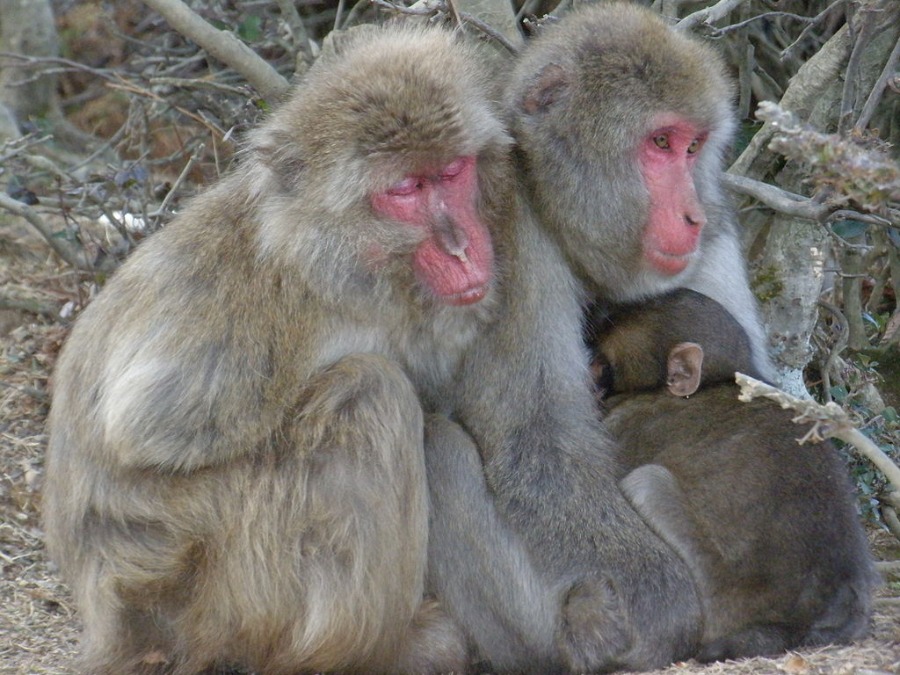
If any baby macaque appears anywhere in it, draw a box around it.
[589,288,878,662]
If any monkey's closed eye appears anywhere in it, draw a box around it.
[439,157,469,180]
[387,176,424,196]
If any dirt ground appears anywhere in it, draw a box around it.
[1,226,899,675]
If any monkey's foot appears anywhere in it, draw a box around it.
[558,576,632,673]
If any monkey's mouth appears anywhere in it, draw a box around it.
[645,248,693,276]
[445,283,489,306]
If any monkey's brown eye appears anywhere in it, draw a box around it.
[687,139,701,154]
[653,134,670,149]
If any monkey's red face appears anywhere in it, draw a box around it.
[638,115,708,276]
[371,156,494,306]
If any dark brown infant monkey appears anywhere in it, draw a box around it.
[43,23,514,675]
[587,288,878,662]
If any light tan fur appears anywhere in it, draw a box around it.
[43,23,515,675]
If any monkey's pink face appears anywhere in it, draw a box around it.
[370,156,494,306]
[638,115,708,276]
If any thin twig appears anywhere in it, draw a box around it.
[458,11,519,53]
[676,0,751,32]
[0,52,119,82]
[736,373,900,493]
[781,0,849,61]
[0,193,94,271]
[706,10,820,37]
[723,173,900,227]
[816,300,849,403]
[106,78,227,138]
[855,36,900,132]
[149,144,205,218]
[0,380,48,403]
[139,0,290,102]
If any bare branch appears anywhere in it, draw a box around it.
[140,0,290,102]
[0,192,93,271]
[452,0,522,48]
[730,25,852,178]
[458,10,520,53]
[781,0,850,61]
[275,0,315,59]
[855,35,900,132]
[736,372,900,494]
[676,0,751,32]
[723,173,827,220]
[877,560,900,577]
[369,0,519,52]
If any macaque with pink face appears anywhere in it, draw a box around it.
[426,3,776,672]
[43,23,512,675]
[510,1,772,377]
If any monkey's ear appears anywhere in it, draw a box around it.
[667,342,703,397]
[520,63,569,115]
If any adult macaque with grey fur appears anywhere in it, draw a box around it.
[43,24,511,675]
[587,288,877,662]
[428,3,782,671]
[512,2,773,380]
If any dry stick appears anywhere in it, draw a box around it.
[676,0,751,31]
[106,78,227,137]
[883,507,900,542]
[274,0,314,58]
[368,0,520,53]
[140,0,290,102]
[855,35,900,132]
[0,193,94,271]
[816,300,849,404]
[722,173,900,227]
[729,24,851,177]
[837,6,874,135]
[877,560,900,577]
[736,373,900,494]
[0,295,57,318]
[149,144,205,219]
[707,10,820,38]
[452,0,522,48]
[781,0,849,61]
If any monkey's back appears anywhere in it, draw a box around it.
[606,386,877,656]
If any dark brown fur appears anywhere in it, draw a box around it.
[43,24,513,675]
[589,289,878,662]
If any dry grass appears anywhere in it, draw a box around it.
[1,229,898,675]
